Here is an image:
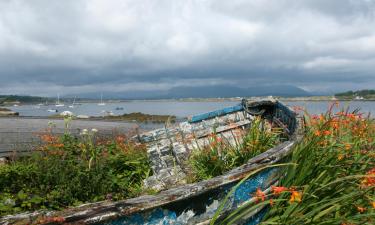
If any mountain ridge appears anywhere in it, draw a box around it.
[69,84,311,99]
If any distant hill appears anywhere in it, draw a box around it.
[0,95,46,104]
[335,89,375,100]
[71,84,311,100]
[162,85,311,99]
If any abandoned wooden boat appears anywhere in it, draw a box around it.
[1,98,301,225]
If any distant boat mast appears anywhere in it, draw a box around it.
[98,93,106,106]
[55,94,64,107]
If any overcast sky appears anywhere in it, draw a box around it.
[0,0,374,96]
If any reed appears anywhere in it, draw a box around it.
[215,103,374,224]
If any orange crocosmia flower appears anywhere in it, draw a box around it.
[255,188,266,202]
[356,206,366,213]
[289,191,302,203]
[40,134,57,143]
[331,122,339,129]
[272,186,289,195]
[361,168,375,187]
[116,136,125,143]
[314,130,321,136]
[344,143,351,150]
[323,130,331,135]
[338,154,344,160]
[53,143,64,148]
[269,199,274,206]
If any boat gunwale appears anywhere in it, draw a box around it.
[1,100,302,225]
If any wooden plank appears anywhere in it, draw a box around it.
[189,104,243,123]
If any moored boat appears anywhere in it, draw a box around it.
[1,98,301,225]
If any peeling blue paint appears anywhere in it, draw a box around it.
[103,169,277,225]
[189,104,243,123]
[233,168,277,206]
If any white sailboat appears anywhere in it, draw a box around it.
[68,96,76,108]
[55,94,65,107]
[98,93,106,106]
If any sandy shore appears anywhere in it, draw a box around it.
[0,117,143,157]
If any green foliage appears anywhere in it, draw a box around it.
[215,105,375,225]
[335,89,375,99]
[0,95,46,104]
[261,109,375,224]
[106,112,177,123]
[188,117,281,181]
[0,129,150,216]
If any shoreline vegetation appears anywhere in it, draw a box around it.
[0,126,151,217]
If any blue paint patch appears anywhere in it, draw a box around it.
[102,169,278,225]
[189,104,243,123]
[104,208,179,225]
[233,169,278,206]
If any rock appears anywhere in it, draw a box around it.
[0,110,19,116]
[77,115,90,119]
[60,111,74,116]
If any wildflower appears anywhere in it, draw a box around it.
[289,191,302,203]
[356,206,366,213]
[91,128,98,133]
[269,198,274,206]
[337,154,344,160]
[323,130,331,136]
[255,188,266,202]
[361,167,375,187]
[314,130,321,136]
[52,143,64,148]
[331,122,339,130]
[81,129,88,135]
[272,186,289,195]
[40,134,57,144]
[116,136,125,143]
[344,143,351,150]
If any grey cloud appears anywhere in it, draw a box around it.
[0,0,375,96]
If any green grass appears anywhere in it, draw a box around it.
[188,117,282,182]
